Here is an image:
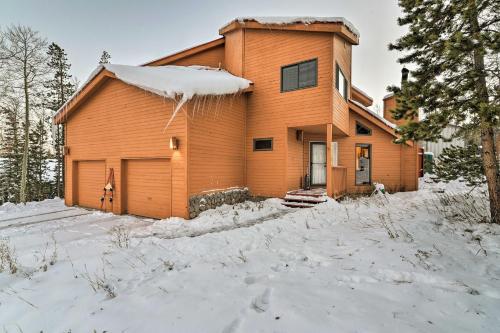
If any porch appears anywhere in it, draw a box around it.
[285,123,348,202]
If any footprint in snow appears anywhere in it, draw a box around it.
[222,317,243,333]
[251,287,272,313]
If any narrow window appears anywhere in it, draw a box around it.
[336,64,348,100]
[281,59,317,92]
[356,122,372,135]
[355,144,371,185]
[253,138,273,151]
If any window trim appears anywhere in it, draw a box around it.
[355,121,372,136]
[280,58,318,93]
[335,63,348,100]
[253,138,274,151]
[355,143,372,186]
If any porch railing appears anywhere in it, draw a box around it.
[332,166,347,198]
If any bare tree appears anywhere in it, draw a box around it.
[0,25,48,203]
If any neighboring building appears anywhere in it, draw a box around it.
[422,124,465,158]
[54,17,419,219]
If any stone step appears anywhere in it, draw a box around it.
[283,195,327,204]
[282,202,316,208]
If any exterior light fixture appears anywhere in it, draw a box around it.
[170,137,179,150]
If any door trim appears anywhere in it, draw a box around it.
[309,141,327,186]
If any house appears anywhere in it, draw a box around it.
[54,16,419,219]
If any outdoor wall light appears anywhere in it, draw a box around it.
[170,137,179,150]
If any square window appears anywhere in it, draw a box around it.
[281,59,317,92]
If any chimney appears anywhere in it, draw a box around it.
[401,67,409,83]
[383,67,418,125]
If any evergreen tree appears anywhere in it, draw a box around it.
[99,50,111,64]
[388,0,500,223]
[0,96,23,203]
[27,112,50,201]
[435,144,485,187]
[45,42,75,198]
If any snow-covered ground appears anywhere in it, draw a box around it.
[0,178,499,332]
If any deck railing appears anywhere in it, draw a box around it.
[332,166,347,198]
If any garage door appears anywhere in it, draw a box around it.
[125,159,171,219]
[76,160,105,210]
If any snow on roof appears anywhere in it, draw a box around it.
[350,99,397,129]
[55,64,251,118]
[223,16,360,37]
[383,92,395,100]
[103,64,251,101]
[352,85,373,101]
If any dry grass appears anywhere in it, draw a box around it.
[0,239,18,274]
[109,224,131,248]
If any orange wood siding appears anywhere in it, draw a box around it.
[243,29,333,197]
[332,34,352,135]
[165,44,225,68]
[286,128,304,191]
[224,30,244,76]
[124,158,172,219]
[336,111,402,193]
[64,79,188,218]
[401,144,419,191]
[187,95,246,195]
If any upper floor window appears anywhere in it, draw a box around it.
[336,64,348,100]
[356,122,372,135]
[281,59,317,92]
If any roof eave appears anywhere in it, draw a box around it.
[219,21,359,45]
[53,68,116,125]
[348,100,414,147]
[142,37,225,67]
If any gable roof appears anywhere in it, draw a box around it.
[54,64,252,124]
[220,16,359,44]
[142,37,225,67]
[348,99,414,147]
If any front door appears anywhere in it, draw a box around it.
[310,142,326,186]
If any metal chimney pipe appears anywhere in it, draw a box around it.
[401,67,409,83]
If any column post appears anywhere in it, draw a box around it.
[326,123,333,197]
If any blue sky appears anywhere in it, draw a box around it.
[1,0,406,109]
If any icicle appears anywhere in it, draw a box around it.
[163,95,188,131]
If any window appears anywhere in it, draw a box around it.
[336,64,348,100]
[356,122,372,135]
[281,59,317,92]
[253,138,273,151]
[355,144,371,185]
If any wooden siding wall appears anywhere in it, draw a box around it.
[400,143,419,191]
[332,34,352,135]
[286,128,304,191]
[164,44,225,68]
[224,30,244,76]
[336,111,402,193]
[187,95,247,195]
[65,79,189,218]
[243,29,333,197]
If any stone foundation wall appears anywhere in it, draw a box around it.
[188,188,249,218]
